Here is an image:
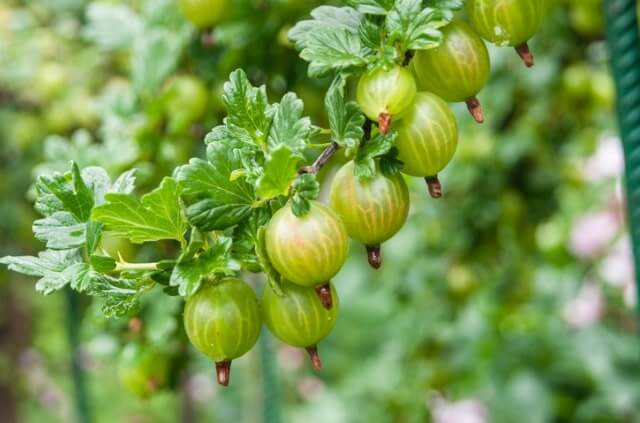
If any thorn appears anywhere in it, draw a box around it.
[465,97,484,124]
[305,346,322,371]
[215,361,232,387]
[425,176,443,199]
[515,43,534,67]
[366,245,382,269]
[378,112,392,134]
[315,283,333,310]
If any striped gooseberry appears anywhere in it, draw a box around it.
[465,0,546,67]
[265,201,348,309]
[262,281,339,370]
[183,278,261,386]
[356,65,417,134]
[178,0,229,29]
[395,92,459,198]
[118,343,170,399]
[330,161,410,269]
[411,20,490,123]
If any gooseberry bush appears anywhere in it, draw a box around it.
[1,0,547,388]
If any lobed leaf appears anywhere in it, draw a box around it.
[92,177,187,244]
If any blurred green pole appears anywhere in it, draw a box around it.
[65,288,91,423]
[605,0,640,308]
[259,329,282,423]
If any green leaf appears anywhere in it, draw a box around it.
[0,249,82,295]
[92,177,187,244]
[354,131,397,180]
[222,69,273,147]
[256,145,303,201]
[111,169,137,195]
[256,227,283,296]
[289,6,369,77]
[33,212,86,250]
[291,173,321,217]
[86,221,103,255]
[90,255,117,272]
[177,145,256,231]
[170,237,240,297]
[86,272,152,318]
[179,228,205,263]
[325,73,365,150]
[386,0,450,51]
[379,146,404,177]
[268,92,312,152]
[35,162,94,221]
[346,0,394,15]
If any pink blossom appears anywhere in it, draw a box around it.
[583,136,624,182]
[430,394,488,423]
[562,283,604,329]
[569,211,620,259]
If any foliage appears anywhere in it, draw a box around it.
[0,0,637,422]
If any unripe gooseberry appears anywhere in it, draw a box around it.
[118,343,170,399]
[262,281,339,370]
[411,20,490,123]
[178,0,229,29]
[265,201,349,309]
[183,278,261,386]
[356,65,417,134]
[330,161,410,269]
[466,0,547,67]
[395,92,459,198]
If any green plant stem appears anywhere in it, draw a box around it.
[115,262,159,272]
[65,288,91,423]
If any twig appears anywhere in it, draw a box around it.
[299,142,339,175]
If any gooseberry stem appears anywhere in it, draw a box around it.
[465,97,484,124]
[425,176,443,199]
[305,345,322,371]
[215,361,232,386]
[299,142,339,175]
[315,283,333,310]
[515,43,534,67]
[366,245,382,269]
[402,50,415,66]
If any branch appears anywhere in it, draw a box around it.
[299,142,339,175]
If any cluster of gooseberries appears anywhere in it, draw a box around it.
[175,0,547,387]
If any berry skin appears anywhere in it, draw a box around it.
[262,281,339,370]
[465,0,547,67]
[178,0,229,29]
[411,20,490,123]
[118,343,170,399]
[395,92,458,198]
[356,65,417,133]
[330,161,410,268]
[265,201,349,296]
[183,278,261,386]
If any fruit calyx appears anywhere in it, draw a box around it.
[465,97,484,124]
[379,112,392,134]
[515,43,534,67]
[366,245,382,269]
[305,345,323,371]
[201,29,215,48]
[315,283,333,310]
[215,361,232,386]
[425,176,443,199]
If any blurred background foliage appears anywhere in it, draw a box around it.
[0,0,638,422]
